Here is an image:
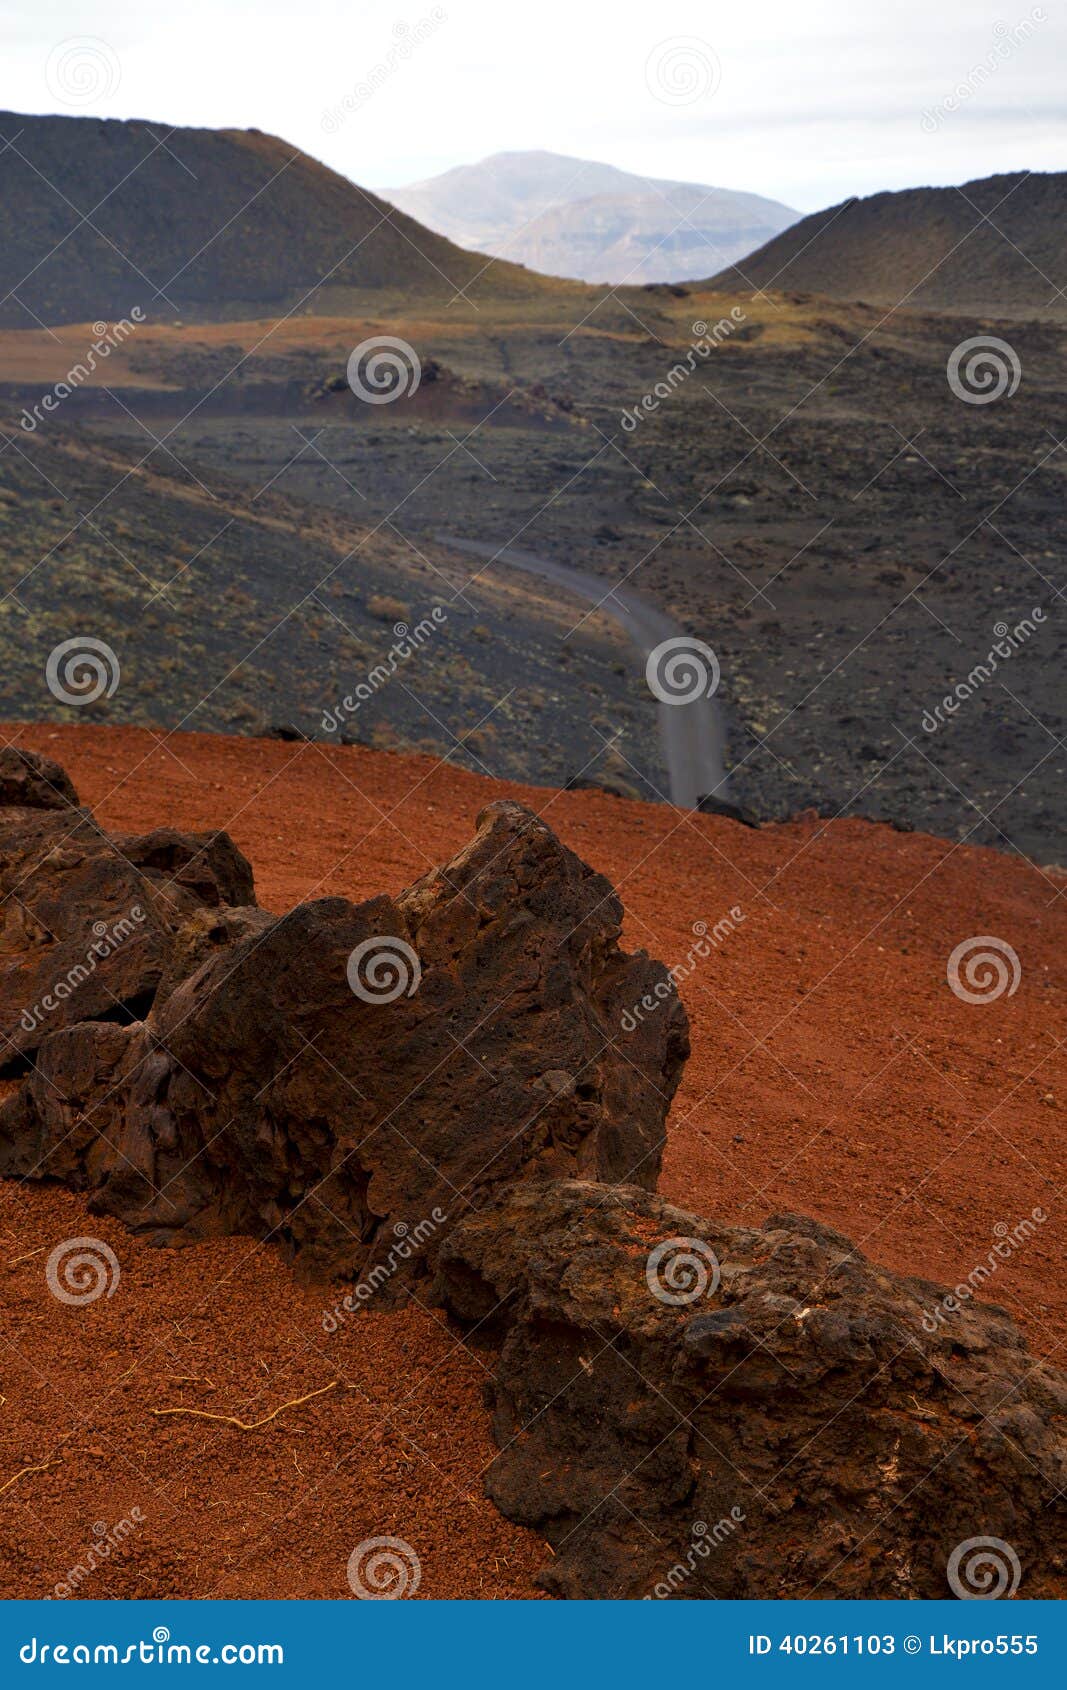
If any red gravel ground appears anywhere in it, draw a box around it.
[0,723,1064,1600]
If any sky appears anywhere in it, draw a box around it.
[0,0,1063,211]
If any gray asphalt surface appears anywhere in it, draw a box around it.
[436,536,727,808]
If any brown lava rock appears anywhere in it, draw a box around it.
[0,799,689,1282]
[0,759,255,1070]
[0,744,81,811]
[435,1179,1067,1600]
[10,750,1058,1604]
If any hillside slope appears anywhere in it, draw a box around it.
[0,418,647,788]
[387,149,797,282]
[0,723,1063,1597]
[0,112,548,327]
[712,171,1067,314]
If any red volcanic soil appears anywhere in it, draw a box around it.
[1,723,1064,1600]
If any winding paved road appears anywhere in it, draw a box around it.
[435,536,727,809]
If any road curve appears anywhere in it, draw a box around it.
[434,536,728,809]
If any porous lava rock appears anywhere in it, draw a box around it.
[0,745,81,812]
[0,765,256,1068]
[0,800,689,1281]
[435,1179,1067,1599]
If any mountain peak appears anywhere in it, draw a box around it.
[386,148,797,284]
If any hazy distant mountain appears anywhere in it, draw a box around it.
[711,171,1067,315]
[386,150,798,284]
[0,112,548,328]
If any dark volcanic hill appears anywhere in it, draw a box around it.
[0,112,547,328]
[712,171,1067,316]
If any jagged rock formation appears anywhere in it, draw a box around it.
[0,745,80,811]
[0,788,688,1280]
[0,749,255,1069]
[5,749,1063,1602]
[435,1180,1067,1599]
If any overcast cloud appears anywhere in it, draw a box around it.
[1,0,1063,210]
